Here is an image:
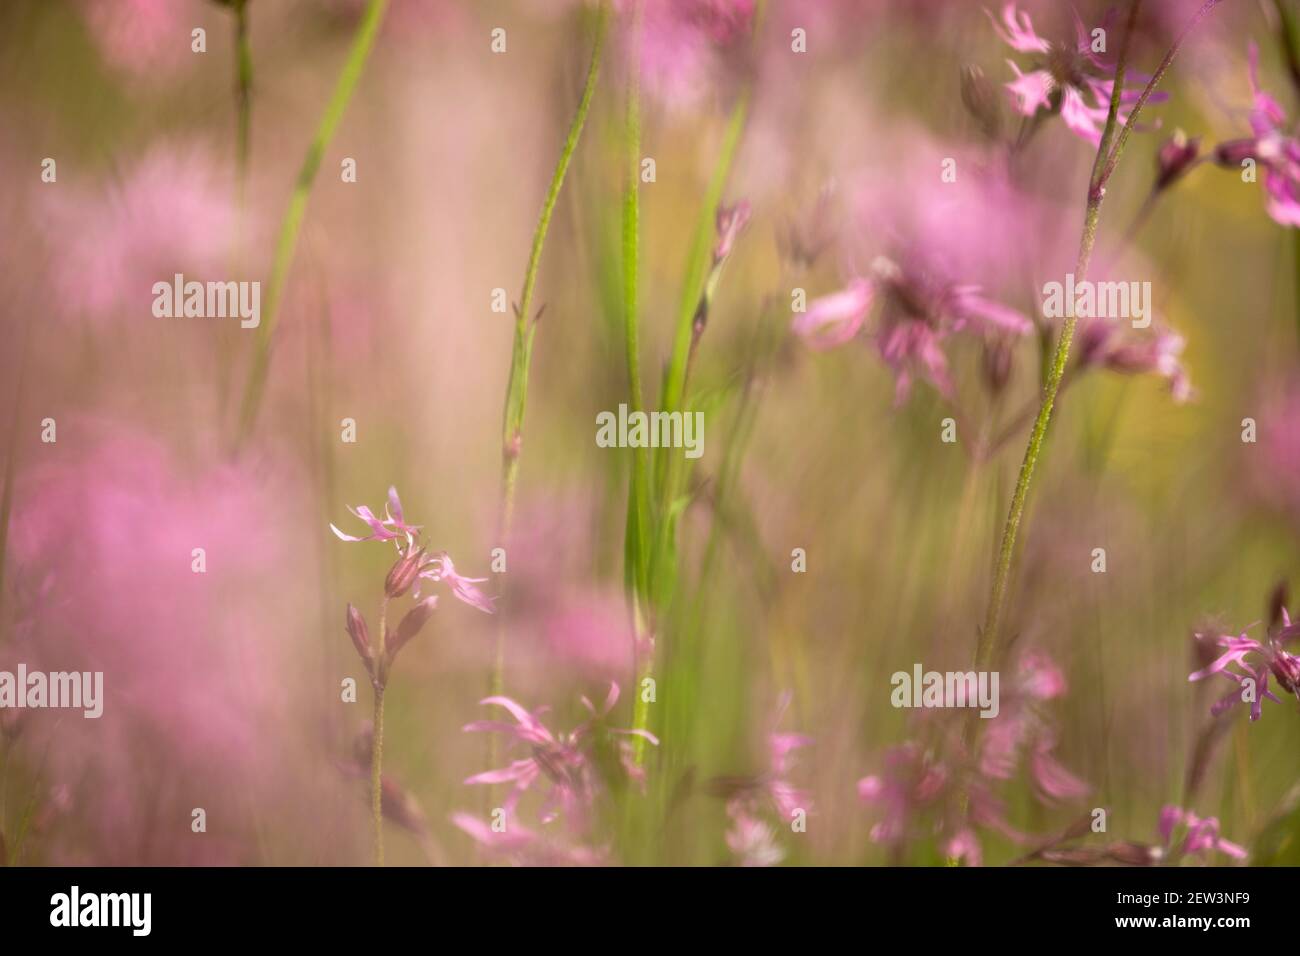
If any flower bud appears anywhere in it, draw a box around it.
[387,596,438,664]
[713,200,752,262]
[1154,130,1200,191]
[346,604,371,662]
[384,547,426,598]
[1213,138,1258,168]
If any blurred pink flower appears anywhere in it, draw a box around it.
[791,279,875,350]
[717,693,812,866]
[79,0,200,76]
[1213,43,1300,227]
[859,651,1086,863]
[417,552,495,614]
[624,0,755,110]
[43,145,235,324]
[1158,806,1247,861]
[7,419,308,863]
[725,804,784,867]
[1075,319,1192,402]
[991,2,1165,146]
[1188,610,1300,721]
[450,812,604,866]
[462,683,656,827]
[795,257,1031,403]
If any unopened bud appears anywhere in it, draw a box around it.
[1213,138,1258,168]
[714,200,752,262]
[385,547,426,598]
[346,604,371,662]
[1155,130,1200,191]
[387,596,438,664]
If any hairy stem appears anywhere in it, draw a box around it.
[954,0,1223,856]
[234,0,388,450]
[956,1,1144,852]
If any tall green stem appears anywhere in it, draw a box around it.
[955,0,1223,851]
[234,0,389,450]
[622,2,655,764]
[493,3,609,699]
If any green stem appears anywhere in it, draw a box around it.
[234,0,388,450]
[954,0,1223,859]
[1092,0,1224,194]
[622,2,654,764]
[493,2,609,699]
[955,1,1143,856]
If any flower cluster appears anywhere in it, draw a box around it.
[990,2,1165,146]
[857,652,1088,866]
[332,486,495,680]
[793,256,1031,403]
[454,683,657,862]
[712,694,814,867]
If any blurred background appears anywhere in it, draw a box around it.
[0,0,1297,866]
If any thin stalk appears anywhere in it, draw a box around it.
[622,1,654,764]
[493,2,609,699]
[371,596,388,866]
[234,0,388,450]
[954,0,1223,855]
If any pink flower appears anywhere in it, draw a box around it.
[713,693,813,865]
[79,0,199,77]
[792,279,875,350]
[1188,610,1300,721]
[462,683,656,828]
[990,3,1165,146]
[796,258,1031,403]
[1159,806,1248,861]
[42,144,235,325]
[331,487,494,614]
[627,0,755,110]
[725,803,785,867]
[1213,44,1300,227]
[859,651,1087,863]
[330,486,421,545]
[1075,319,1192,402]
[450,812,604,866]
[417,552,496,615]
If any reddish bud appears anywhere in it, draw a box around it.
[346,604,372,662]
[1155,130,1200,191]
[387,596,438,664]
[384,547,426,598]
